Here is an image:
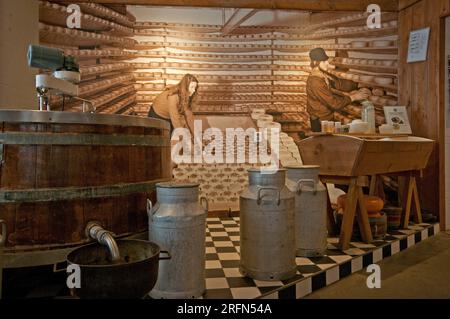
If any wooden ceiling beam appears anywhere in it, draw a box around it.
[59,0,399,12]
[221,9,258,35]
[398,0,422,10]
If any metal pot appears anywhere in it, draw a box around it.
[67,239,170,299]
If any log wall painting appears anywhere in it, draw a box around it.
[129,7,399,141]
[38,1,137,114]
[128,7,400,212]
[39,2,399,141]
[37,3,401,212]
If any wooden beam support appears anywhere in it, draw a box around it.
[221,9,258,35]
[59,0,399,12]
[398,0,421,10]
[320,175,370,187]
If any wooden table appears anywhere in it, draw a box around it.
[298,135,434,250]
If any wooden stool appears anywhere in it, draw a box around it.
[321,176,373,250]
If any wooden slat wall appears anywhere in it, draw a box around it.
[398,0,450,229]
[39,1,137,114]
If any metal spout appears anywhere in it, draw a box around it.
[37,87,50,111]
[85,221,120,262]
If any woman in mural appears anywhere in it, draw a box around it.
[148,74,199,135]
[306,48,369,132]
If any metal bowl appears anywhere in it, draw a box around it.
[67,239,169,299]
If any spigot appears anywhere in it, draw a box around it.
[37,87,50,111]
[85,221,120,262]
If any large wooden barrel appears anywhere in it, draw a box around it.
[0,110,171,267]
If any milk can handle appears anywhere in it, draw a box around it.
[296,179,317,195]
[200,197,209,213]
[257,187,281,206]
[147,198,159,216]
[159,250,172,261]
[0,219,7,247]
[146,199,153,215]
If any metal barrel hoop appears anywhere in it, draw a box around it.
[256,186,281,206]
[296,179,317,195]
[0,178,171,203]
[0,110,171,131]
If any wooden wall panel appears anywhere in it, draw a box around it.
[440,0,450,16]
[398,0,449,228]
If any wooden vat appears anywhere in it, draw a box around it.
[297,135,434,176]
[0,110,171,267]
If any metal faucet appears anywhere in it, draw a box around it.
[85,221,120,262]
[37,87,51,111]
[66,96,96,113]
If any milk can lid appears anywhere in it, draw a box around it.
[156,181,199,188]
[247,168,286,172]
[284,165,320,169]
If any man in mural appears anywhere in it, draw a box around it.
[306,48,369,132]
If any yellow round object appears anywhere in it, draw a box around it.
[337,194,384,213]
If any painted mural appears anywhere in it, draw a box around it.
[129,8,399,141]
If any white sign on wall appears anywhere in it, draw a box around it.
[407,27,431,63]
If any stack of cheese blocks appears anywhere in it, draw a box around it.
[279,132,303,167]
[251,108,303,167]
[172,134,270,211]
[173,163,259,212]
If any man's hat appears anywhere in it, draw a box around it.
[309,48,329,61]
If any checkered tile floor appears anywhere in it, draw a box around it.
[201,217,440,299]
[4,217,439,299]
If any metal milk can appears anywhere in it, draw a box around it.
[286,165,328,257]
[147,182,207,299]
[239,169,296,281]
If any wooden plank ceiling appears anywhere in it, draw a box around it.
[59,0,399,12]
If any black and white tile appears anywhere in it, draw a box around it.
[202,217,440,299]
